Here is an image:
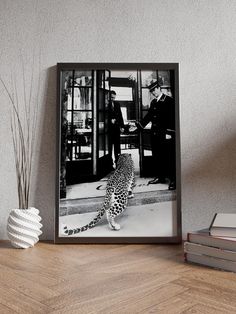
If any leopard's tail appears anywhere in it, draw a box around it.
[63,207,106,236]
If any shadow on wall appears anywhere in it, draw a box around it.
[182,131,236,234]
[33,66,57,240]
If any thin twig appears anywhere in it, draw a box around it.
[0,58,39,209]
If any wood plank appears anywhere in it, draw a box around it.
[152,296,197,314]
[96,284,188,314]
[0,303,17,314]
[181,267,236,290]
[173,277,236,308]
[44,272,181,311]
[0,286,50,314]
[49,283,187,314]
[180,290,236,313]
[0,264,58,302]
[0,241,236,313]
[0,258,58,287]
[181,303,233,314]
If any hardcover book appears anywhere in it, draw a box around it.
[187,229,236,251]
[185,252,236,273]
[210,213,236,237]
[184,242,236,262]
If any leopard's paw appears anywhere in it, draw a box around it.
[128,192,134,199]
[109,223,121,231]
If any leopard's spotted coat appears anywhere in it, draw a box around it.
[63,153,135,235]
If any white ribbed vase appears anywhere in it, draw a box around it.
[7,207,42,249]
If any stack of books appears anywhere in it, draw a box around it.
[184,213,236,272]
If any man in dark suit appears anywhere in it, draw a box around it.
[136,81,176,190]
[109,90,124,167]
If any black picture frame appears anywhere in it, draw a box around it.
[55,63,181,244]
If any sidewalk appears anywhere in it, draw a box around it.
[59,200,177,238]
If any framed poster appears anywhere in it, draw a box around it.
[55,63,181,243]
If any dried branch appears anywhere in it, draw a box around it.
[0,60,40,209]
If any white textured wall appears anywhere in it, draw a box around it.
[0,0,236,240]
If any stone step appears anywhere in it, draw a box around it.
[60,190,176,216]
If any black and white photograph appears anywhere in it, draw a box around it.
[56,63,181,243]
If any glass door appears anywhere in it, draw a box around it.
[70,70,93,162]
[61,69,94,185]
[97,70,112,177]
[139,70,174,177]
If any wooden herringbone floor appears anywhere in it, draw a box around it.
[0,241,236,313]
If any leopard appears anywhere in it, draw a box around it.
[63,153,135,235]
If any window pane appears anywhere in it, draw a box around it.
[105,70,110,90]
[105,133,109,155]
[143,149,152,157]
[66,111,72,124]
[61,71,73,110]
[158,70,170,86]
[67,91,72,110]
[97,70,105,88]
[142,89,153,110]
[99,120,104,134]
[74,134,92,161]
[66,112,72,136]
[73,87,92,110]
[105,91,109,110]
[74,71,92,86]
[61,71,73,91]
[112,87,133,101]
[99,134,105,158]
[110,70,137,81]
[73,111,92,130]
[98,89,104,111]
[104,112,109,133]
[141,71,157,87]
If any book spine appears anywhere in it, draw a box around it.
[184,241,236,262]
[184,252,187,262]
[187,232,190,242]
[185,252,236,273]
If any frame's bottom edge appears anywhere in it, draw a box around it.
[54,236,182,244]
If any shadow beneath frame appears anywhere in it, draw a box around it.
[33,66,57,240]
